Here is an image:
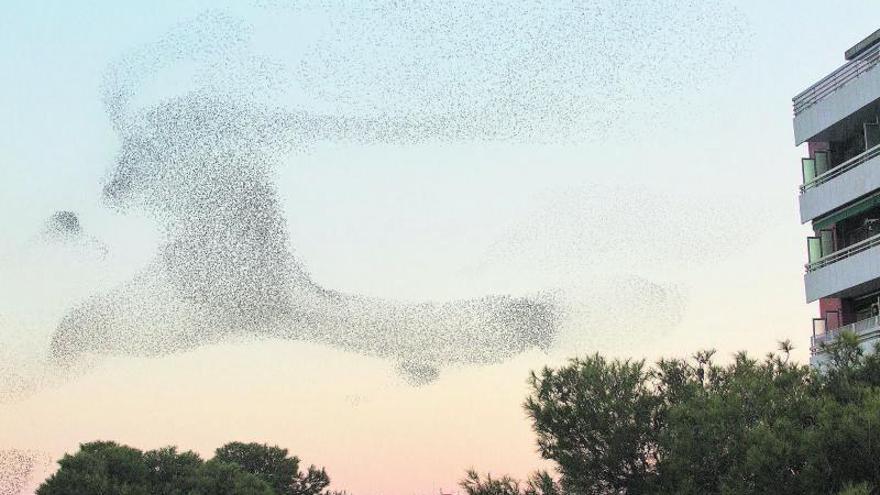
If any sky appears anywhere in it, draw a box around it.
[2,1,880,494]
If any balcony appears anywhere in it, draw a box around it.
[794,42,880,116]
[804,232,880,302]
[793,42,880,145]
[811,315,880,359]
[800,145,880,222]
[807,230,880,271]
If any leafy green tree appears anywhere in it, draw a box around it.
[142,447,203,494]
[523,471,562,495]
[37,440,339,495]
[192,458,275,495]
[654,346,816,495]
[460,470,560,495]
[460,469,522,495]
[213,442,330,495]
[469,336,880,495]
[524,355,659,494]
[37,441,149,495]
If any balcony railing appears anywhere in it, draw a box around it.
[793,42,880,116]
[800,144,880,193]
[812,315,880,354]
[805,232,880,272]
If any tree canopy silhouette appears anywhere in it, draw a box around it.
[37,441,337,495]
[465,335,880,495]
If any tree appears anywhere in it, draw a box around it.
[460,470,560,495]
[653,347,816,495]
[524,355,659,494]
[460,469,522,495]
[142,447,203,495]
[192,459,275,495]
[37,441,149,495]
[213,442,330,495]
[469,337,880,495]
[36,441,338,495]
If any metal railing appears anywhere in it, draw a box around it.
[812,315,880,354]
[805,232,880,272]
[793,42,880,116]
[800,144,880,193]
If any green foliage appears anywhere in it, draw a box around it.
[654,346,817,495]
[143,447,203,494]
[37,442,149,495]
[460,469,561,495]
[523,471,562,495]
[837,482,874,495]
[214,442,330,495]
[467,337,880,495]
[460,469,522,495]
[37,441,337,495]
[193,459,275,495]
[524,355,658,494]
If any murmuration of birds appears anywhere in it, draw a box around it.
[48,10,566,386]
[0,450,50,495]
[41,211,82,240]
[26,1,741,386]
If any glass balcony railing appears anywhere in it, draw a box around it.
[811,315,880,355]
[793,41,880,116]
[800,144,880,193]
[805,231,880,272]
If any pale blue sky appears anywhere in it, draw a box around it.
[3,0,880,382]
[4,0,877,312]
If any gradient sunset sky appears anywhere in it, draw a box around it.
[3,1,880,494]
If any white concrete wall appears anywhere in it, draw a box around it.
[794,67,880,145]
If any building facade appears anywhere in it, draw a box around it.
[795,29,880,365]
